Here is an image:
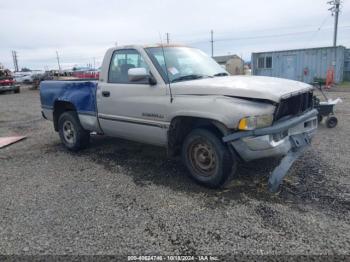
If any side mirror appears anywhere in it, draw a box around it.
[128,67,148,81]
[128,68,157,85]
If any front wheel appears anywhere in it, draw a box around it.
[182,129,236,188]
[58,111,90,151]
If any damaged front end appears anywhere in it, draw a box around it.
[223,106,318,193]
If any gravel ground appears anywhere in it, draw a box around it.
[0,86,349,256]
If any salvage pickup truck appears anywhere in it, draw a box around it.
[40,45,318,192]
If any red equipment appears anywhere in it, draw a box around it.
[325,67,335,89]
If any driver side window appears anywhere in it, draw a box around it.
[108,49,149,84]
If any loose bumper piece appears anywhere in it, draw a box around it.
[268,133,311,192]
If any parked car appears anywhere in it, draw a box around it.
[0,69,20,94]
[14,70,45,84]
[14,71,33,83]
[40,45,318,192]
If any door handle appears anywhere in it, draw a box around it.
[102,91,110,97]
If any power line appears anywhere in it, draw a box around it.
[187,25,350,45]
[309,14,331,41]
[318,16,331,31]
[190,31,312,44]
[172,23,348,42]
[172,24,334,40]
[305,14,331,48]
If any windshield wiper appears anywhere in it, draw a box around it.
[213,72,229,77]
[171,74,211,83]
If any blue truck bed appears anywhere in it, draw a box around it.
[40,80,98,116]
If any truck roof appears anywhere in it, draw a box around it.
[113,44,190,49]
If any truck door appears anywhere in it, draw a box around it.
[96,48,169,146]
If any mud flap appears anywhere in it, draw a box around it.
[268,133,311,193]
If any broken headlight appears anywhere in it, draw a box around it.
[238,115,273,131]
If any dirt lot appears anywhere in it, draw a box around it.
[0,86,349,256]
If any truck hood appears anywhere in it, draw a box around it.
[171,75,312,103]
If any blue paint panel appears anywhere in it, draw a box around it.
[40,80,98,115]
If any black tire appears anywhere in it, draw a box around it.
[326,116,338,128]
[14,87,20,93]
[58,111,90,151]
[317,114,323,123]
[182,128,236,188]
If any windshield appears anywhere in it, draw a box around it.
[145,47,228,83]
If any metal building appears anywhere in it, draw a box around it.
[251,46,347,83]
[344,48,350,81]
[213,55,244,75]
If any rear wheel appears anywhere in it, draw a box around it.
[58,111,90,151]
[14,87,20,93]
[182,128,236,188]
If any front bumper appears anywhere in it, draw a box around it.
[223,109,318,162]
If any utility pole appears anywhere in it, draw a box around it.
[328,0,340,47]
[328,0,341,82]
[166,33,170,44]
[93,57,96,70]
[12,51,19,72]
[56,51,61,72]
[210,30,214,57]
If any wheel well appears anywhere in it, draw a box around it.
[167,116,229,157]
[53,101,76,131]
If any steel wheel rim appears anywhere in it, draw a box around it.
[188,138,217,177]
[62,120,75,144]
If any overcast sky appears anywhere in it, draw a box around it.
[0,0,349,70]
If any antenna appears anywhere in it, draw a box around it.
[56,51,61,72]
[210,30,214,57]
[159,33,173,103]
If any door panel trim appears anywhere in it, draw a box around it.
[98,113,170,129]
